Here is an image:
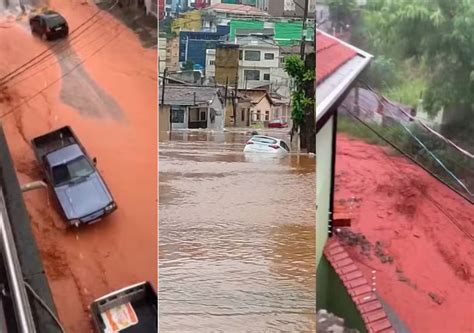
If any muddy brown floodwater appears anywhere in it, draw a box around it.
[159,130,316,332]
[1,1,157,331]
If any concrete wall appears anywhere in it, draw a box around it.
[268,0,316,17]
[159,104,171,133]
[316,115,333,267]
[250,95,272,123]
[165,36,180,72]
[159,37,167,74]
[209,95,225,130]
[215,46,239,86]
[0,126,61,333]
[205,49,216,77]
[171,10,202,32]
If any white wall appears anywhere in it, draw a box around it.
[316,115,334,267]
[205,49,216,78]
[209,95,225,131]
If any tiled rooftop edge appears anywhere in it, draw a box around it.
[323,238,395,333]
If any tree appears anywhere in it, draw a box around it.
[284,55,315,153]
[183,60,194,71]
[328,0,357,30]
[355,0,474,116]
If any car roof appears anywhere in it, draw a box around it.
[37,11,63,19]
[46,144,83,167]
[251,135,280,141]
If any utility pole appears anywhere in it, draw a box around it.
[233,71,238,127]
[162,68,171,139]
[300,0,310,60]
[224,76,229,126]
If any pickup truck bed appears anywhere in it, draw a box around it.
[91,282,157,333]
[31,126,82,162]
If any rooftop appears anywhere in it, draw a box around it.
[206,3,268,16]
[315,30,372,124]
[160,85,221,106]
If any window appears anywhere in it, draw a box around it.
[280,141,290,152]
[166,0,172,4]
[241,108,245,122]
[200,110,206,121]
[263,73,270,81]
[252,136,277,145]
[256,110,261,121]
[265,111,270,121]
[171,106,185,123]
[244,50,261,61]
[209,60,215,65]
[244,70,260,81]
[264,53,274,60]
[52,156,94,186]
[239,50,243,60]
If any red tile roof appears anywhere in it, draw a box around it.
[316,32,357,85]
[324,238,395,333]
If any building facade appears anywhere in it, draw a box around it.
[159,36,167,74]
[205,49,216,77]
[161,85,225,131]
[237,37,281,90]
[178,29,229,69]
[215,44,240,86]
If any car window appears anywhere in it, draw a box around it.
[251,136,277,145]
[280,141,290,151]
[45,15,65,27]
[52,156,94,186]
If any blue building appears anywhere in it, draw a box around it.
[178,26,230,69]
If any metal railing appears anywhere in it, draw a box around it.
[0,189,36,332]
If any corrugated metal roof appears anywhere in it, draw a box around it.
[161,85,220,106]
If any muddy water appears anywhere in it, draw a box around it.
[159,130,316,332]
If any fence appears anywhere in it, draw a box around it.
[338,85,474,204]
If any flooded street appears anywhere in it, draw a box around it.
[159,130,316,332]
[0,1,157,330]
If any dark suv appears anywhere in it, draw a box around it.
[29,11,69,41]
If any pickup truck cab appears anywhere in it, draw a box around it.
[32,126,117,227]
[90,282,157,333]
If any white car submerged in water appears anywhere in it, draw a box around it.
[243,135,290,155]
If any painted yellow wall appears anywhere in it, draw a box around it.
[172,10,202,33]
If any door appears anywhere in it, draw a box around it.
[30,16,40,33]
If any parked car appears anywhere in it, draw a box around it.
[29,11,68,41]
[90,281,157,333]
[243,135,290,154]
[268,119,288,128]
[31,126,117,227]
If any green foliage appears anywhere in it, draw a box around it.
[183,60,194,70]
[384,77,425,107]
[284,55,315,126]
[353,0,474,116]
[328,0,356,27]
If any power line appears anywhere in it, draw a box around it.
[341,105,473,204]
[0,25,126,120]
[0,0,119,86]
[4,20,123,90]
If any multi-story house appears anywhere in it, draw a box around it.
[236,36,286,91]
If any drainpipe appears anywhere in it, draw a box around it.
[20,181,47,193]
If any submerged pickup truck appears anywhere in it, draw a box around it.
[32,126,117,227]
[90,281,157,333]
